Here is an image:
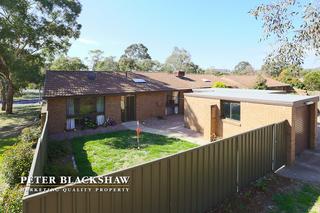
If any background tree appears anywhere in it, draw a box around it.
[0,0,82,113]
[87,49,104,70]
[160,63,175,73]
[205,67,226,76]
[119,43,152,72]
[95,56,119,71]
[251,0,320,70]
[277,68,305,89]
[118,56,137,72]
[164,47,202,73]
[165,47,191,72]
[304,71,320,91]
[50,56,88,71]
[254,74,268,90]
[260,61,286,77]
[233,61,255,74]
[122,43,151,61]
[136,59,160,72]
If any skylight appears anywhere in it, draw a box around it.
[202,78,211,82]
[132,78,146,83]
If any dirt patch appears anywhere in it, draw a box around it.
[208,174,304,213]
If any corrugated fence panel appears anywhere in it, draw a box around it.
[275,122,287,170]
[238,125,274,189]
[23,121,287,213]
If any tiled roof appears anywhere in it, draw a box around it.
[43,71,289,98]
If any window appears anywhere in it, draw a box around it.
[66,96,105,129]
[96,97,105,113]
[66,98,75,116]
[222,101,240,121]
[78,97,96,115]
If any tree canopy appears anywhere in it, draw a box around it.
[164,47,203,73]
[233,61,254,74]
[253,74,268,90]
[304,71,320,91]
[122,43,151,61]
[50,56,87,71]
[0,0,82,113]
[95,56,119,71]
[251,0,320,69]
[87,49,104,70]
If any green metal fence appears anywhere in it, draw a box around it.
[23,121,287,213]
[23,112,48,197]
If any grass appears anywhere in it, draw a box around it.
[44,140,78,181]
[209,174,320,213]
[72,130,198,176]
[272,184,320,213]
[0,104,40,137]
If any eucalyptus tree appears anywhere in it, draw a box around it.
[0,0,82,113]
[251,0,320,72]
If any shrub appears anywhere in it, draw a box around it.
[2,142,33,186]
[80,117,98,129]
[304,71,320,91]
[19,125,41,144]
[212,81,227,88]
[254,74,268,90]
[277,68,305,89]
[1,186,23,213]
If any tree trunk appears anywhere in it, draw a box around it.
[5,80,13,114]
[1,86,6,111]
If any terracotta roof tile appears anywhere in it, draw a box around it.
[43,71,289,98]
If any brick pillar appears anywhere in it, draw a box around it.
[309,103,318,150]
[286,108,295,166]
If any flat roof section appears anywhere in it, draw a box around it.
[186,88,319,107]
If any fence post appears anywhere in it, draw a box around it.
[236,136,239,192]
[272,124,276,171]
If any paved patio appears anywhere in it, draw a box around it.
[122,115,209,145]
[277,116,320,185]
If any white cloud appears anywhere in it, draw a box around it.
[78,38,99,45]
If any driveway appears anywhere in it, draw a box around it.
[277,116,320,184]
[122,115,210,145]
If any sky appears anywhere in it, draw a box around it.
[68,0,320,70]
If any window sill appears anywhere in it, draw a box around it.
[222,118,241,127]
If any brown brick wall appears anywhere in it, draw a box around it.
[47,97,66,134]
[105,95,121,123]
[136,92,166,121]
[184,96,297,164]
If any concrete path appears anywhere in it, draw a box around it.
[122,115,209,145]
[277,117,320,184]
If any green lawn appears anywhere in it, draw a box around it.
[72,130,198,176]
[272,184,320,213]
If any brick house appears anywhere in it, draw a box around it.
[184,88,319,164]
[43,70,289,135]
